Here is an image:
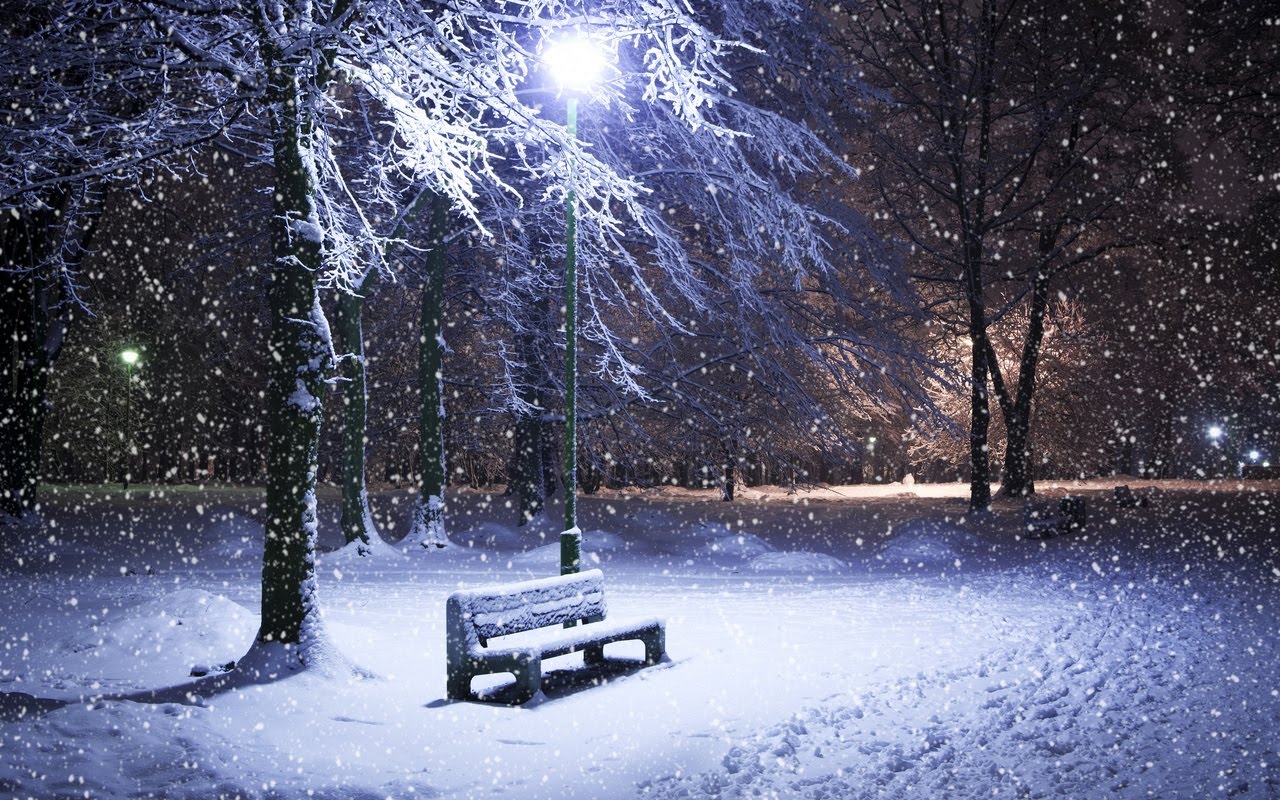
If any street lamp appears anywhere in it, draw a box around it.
[121,348,139,490]
[544,33,609,576]
[1207,424,1224,442]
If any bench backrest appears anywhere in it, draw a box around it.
[447,569,607,647]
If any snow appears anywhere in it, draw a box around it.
[1,479,1278,799]
[56,588,255,686]
[747,550,847,573]
[288,378,320,412]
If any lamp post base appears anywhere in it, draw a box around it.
[560,526,581,575]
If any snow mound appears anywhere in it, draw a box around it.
[698,533,773,559]
[509,530,631,566]
[459,520,557,551]
[199,509,264,560]
[747,551,846,573]
[319,534,405,565]
[0,511,41,530]
[58,589,255,684]
[881,519,979,565]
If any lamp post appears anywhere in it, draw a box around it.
[121,348,139,491]
[544,34,608,576]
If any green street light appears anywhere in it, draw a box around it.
[544,34,609,576]
[120,348,140,491]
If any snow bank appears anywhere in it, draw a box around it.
[457,520,555,551]
[698,532,773,559]
[747,550,846,573]
[198,508,264,561]
[507,530,635,568]
[879,518,979,566]
[57,589,255,686]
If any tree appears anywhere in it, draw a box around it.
[841,0,1158,507]
[123,0,833,671]
[450,0,930,521]
[0,185,98,520]
[1,2,236,521]
[401,192,454,548]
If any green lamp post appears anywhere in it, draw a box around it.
[544,34,608,575]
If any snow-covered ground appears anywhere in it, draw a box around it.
[1,478,1277,799]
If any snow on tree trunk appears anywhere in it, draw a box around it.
[250,31,336,666]
[405,193,451,549]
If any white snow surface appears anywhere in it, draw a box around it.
[1,479,1277,799]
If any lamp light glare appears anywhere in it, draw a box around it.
[1207,424,1223,440]
[1248,449,1261,462]
[544,35,608,93]
[121,349,139,366]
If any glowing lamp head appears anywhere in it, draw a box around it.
[121,349,140,366]
[1248,450,1261,462]
[1207,424,1223,440]
[544,35,608,94]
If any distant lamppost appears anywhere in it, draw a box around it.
[1207,424,1224,442]
[121,348,139,490]
[544,34,609,576]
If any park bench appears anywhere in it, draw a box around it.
[1024,496,1087,539]
[446,568,666,703]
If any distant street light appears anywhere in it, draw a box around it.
[544,33,610,577]
[1207,424,1224,441]
[121,348,140,491]
[1248,449,1261,462]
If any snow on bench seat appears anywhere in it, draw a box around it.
[446,569,666,703]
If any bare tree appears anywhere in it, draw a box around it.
[840,0,1158,507]
[0,2,238,521]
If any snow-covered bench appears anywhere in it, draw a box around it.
[445,569,666,703]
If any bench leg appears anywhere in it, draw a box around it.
[642,627,666,666]
[584,644,606,666]
[511,658,542,704]
[447,671,473,701]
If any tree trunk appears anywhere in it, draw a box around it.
[999,269,1052,497]
[405,193,451,548]
[252,43,331,660]
[965,235,993,512]
[721,448,735,502]
[334,288,378,553]
[541,421,561,500]
[512,396,546,525]
[0,194,82,522]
